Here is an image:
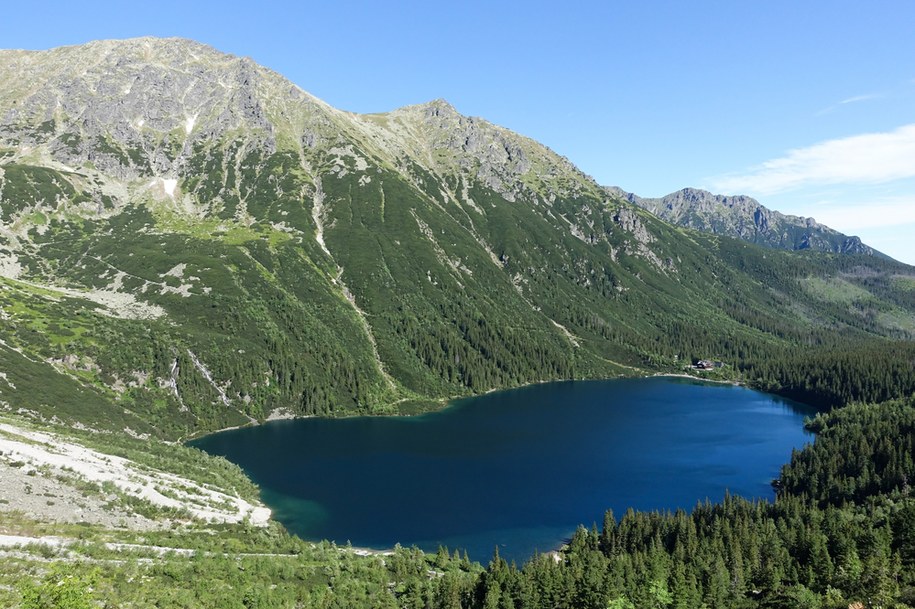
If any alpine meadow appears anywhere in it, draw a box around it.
[0,38,914,608]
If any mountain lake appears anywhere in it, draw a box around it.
[190,376,814,563]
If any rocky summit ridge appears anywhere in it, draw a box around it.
[0,37,596,208]
[608,186,880,257]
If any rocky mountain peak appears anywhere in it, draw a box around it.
[610,185,882,258]
[662,188,760,214]
[350,97,599,204]
[0,37,350,182]
[1,37,606,209]
[416,98,460,118]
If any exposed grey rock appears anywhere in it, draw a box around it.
[381,99,595,204]
[0,36,667,275]
[0,37,326,180]
[609,186,883,258]
[613,207,653,244]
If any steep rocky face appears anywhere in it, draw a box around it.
[3,40,274,175]
[0,38,610,249]
[0,38,912,439]
[353,99,599,203]
[610,186,880,257]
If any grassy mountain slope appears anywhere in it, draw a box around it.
[1,38,915,441]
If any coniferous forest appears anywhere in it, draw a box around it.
[462,396,915,609]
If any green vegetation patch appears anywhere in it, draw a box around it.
[891,274,915,292]
[149,209,293,247]
[0,507,481,609]
[801,275,874,304]
[0,164,78,222]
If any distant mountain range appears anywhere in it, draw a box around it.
[0,37,912,440]
[606,186,882,257]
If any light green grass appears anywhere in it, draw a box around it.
[802,276,873,304]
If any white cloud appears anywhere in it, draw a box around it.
[710,124,915,195]
[808,196,915,230]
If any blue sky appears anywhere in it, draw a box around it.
[3,1,915,263]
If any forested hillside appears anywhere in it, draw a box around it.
[1,39,913,441]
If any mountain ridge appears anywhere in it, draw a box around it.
[0,36,913,441]
[608,185,881,257]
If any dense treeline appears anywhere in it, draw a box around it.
[392,299,575,393]
[745,340,915,409]
[781,398,915,507]
[459,395,915,609]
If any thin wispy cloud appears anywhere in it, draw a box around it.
[838,93,880,105]
[710,124,915,195]
[815,92,882,116]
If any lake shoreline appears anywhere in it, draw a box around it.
[184,370,742,443]
[650,372,741,386]
[192,376,811,563]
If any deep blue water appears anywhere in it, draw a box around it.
[190,377,813,563]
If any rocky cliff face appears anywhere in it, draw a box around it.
[609,186,880,257]
[3,39,281,174]
[0,38,618,251]
[353,99,599,203]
